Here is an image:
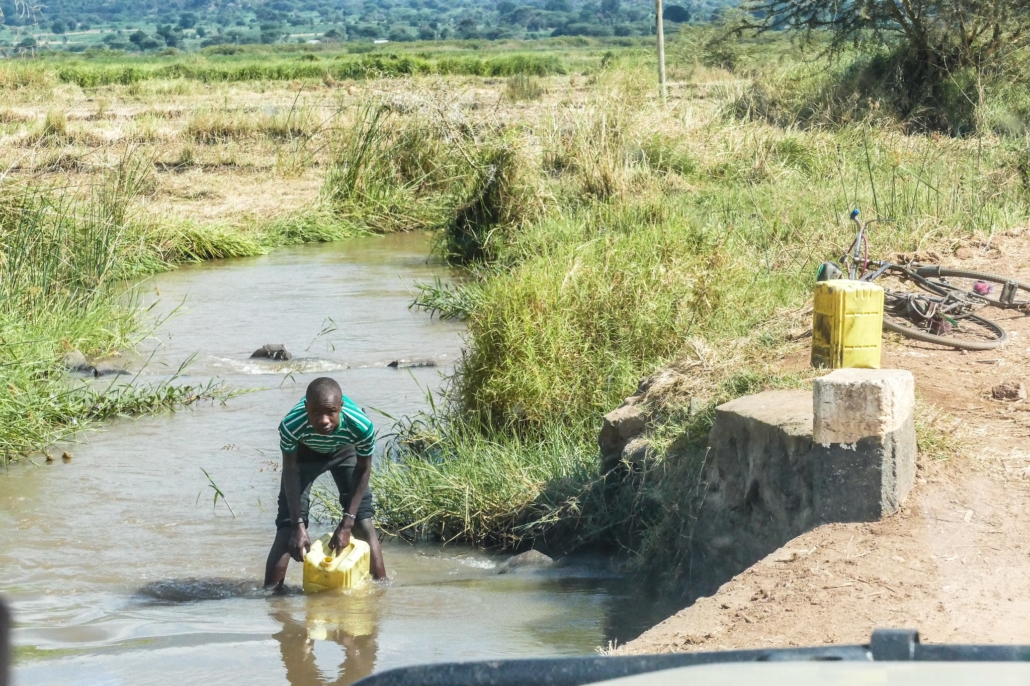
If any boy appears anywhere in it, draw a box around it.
[264,377,387,587]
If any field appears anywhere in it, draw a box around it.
[2,33,1030,586]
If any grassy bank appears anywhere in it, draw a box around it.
[0,154,372,464]
[306,42,1030,580]
[0,162,204,463]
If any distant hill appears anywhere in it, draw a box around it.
[0,0,736,52]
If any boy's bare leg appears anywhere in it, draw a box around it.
[264,527,293,587]
[352,518,386,579]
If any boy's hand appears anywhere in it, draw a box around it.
[289,524,311,562]
[329,522,352,553]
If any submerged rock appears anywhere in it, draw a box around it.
[387,359,438,369]
[92,361,129,377]
[498,549,554,574]
[250,344,292,361]
[62,350,95,374]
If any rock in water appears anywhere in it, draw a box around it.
[92,361,129,376]
[251,344,292,361]
[497,550,554,575]
[62,350,94,374]
[387,359,437,369]
[992,382,1027,401]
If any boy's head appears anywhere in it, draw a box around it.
[305,377,342,435]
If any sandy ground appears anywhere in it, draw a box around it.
[623,231,1030,653]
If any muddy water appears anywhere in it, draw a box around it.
[1,234,657,686]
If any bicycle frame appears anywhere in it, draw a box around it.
[844,209,887,279]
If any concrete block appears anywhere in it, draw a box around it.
[705,389,815,522]
[812,369,916,521]
[690,389,816,592]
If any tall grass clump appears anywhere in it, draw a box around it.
[323,94,538,240]
[322,101,459,232]
[503,74,544,102]
[371,418,597,547]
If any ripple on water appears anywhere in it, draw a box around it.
[207,357,351,375]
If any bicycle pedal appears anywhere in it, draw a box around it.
[1002,281,1018,304]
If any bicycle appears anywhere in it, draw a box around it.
[816,209,1030,350]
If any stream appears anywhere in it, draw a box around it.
[0,233,662,686]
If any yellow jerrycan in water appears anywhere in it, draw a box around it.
[303,533,371,593]
[811,279,884,369]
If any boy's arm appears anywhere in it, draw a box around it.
[282,450,311,561]
[330,454,370,552]
[330,414,376,552]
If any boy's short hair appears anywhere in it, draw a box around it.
[306,377,342,406]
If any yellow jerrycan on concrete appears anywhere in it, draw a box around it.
[303,533,371,593]
[811,280,884,369]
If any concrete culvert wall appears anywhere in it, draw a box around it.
[600,368,916,601]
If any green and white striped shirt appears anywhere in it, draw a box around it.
[278,396,376,458]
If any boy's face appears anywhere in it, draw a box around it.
[306,397,342,435]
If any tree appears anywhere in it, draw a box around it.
[744,0,1029,74]
[600,0,620,19]
[178,12,198,29]
[156,24,181,47]
[662,5,690,23]
[388,25,415,41]
[456,15,478,38]
[51,19,67,34]
[260,22,285,43]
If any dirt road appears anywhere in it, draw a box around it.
[624,233,1030,653]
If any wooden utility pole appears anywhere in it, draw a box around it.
[655,0,667,103]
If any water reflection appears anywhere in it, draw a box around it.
[273,591,380,686]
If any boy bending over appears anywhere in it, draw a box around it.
[264,377,386,587]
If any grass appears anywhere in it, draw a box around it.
[914,400,967,462]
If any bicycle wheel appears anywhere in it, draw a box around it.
[913,266,1030,308]
[882,300,1009,350]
